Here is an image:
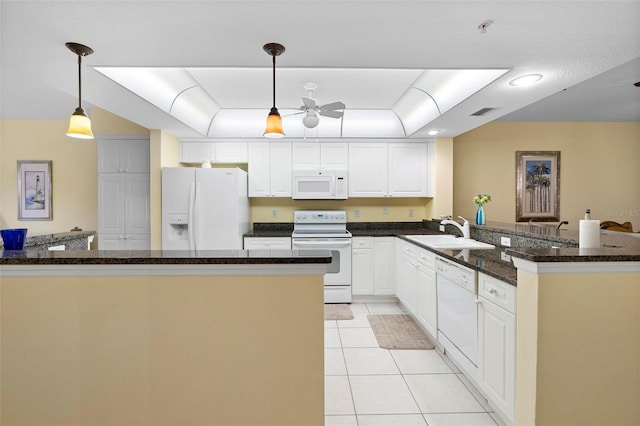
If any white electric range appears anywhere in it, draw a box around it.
[292,210,352,303]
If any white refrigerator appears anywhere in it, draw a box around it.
[162,167,249,250]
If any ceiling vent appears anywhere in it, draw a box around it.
[471,107,497,116]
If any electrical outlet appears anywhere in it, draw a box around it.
[500,236,511,247]
[439,225,445,232]
[501,251,511,262]
[408,209,414,217]
[354,208,360,218]
[382,207,388,215]
[271,209,278,218]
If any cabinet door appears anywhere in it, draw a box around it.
[416,262,437,338]
[248,142,271,197]
[351,237,374,295]
[98,140,125,173]
[213,142,248,163]
[348,143,388,197]
[388,143,427,197]
[478,298,516,423]
[123,139,150,173]
[124,174,150,234]
[98,175,125,234]
[124,234,151,250]
[98,233,126,250]
[292,143,321,170]
[270,142,292,197]
[373,237,395,295]
[321,143,348,170]
[180,141,213,164]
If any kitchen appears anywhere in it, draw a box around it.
[1,1,640,426]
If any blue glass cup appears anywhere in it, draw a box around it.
[1,228,28,250]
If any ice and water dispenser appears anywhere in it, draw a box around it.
[165,213,189,245]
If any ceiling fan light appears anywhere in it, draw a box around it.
[264,107,285,138]
[66,107,94,139]
[302,111,320,128]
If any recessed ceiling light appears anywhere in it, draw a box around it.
[509,74,543,87]
[427,130,441,136]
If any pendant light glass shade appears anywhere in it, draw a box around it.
[65,42,94,139]
[66,107,94,139]
[263,43,285,138]
[264,107,285,138]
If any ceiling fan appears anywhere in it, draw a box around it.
[288,82,346,129]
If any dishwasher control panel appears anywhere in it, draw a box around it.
[436,258,476,294]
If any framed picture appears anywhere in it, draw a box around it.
[516,151,560,222]
[17,160,52,220]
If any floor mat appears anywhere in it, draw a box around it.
[367,314,435,349]
[324,304,354,320]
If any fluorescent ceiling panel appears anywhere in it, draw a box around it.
[170,86,221,136]
[341,110,405,138]
[412,69,509,112]
[95,67,197,113]
[392,88,440,136]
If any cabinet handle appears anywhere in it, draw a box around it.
[475,299,483,305]
[488,288,497,294]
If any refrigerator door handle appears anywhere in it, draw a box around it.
[188,182,196,251]
[193,182,201,250]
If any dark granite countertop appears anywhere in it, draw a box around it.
[0,230,95,248]
[0,249,332,266]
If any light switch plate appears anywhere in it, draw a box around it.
[439,225,445,232]
[500,236,511,247]
[354,208,360,218]
[501,251,511,262]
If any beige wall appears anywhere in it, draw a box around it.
[515,268,640,425]
[150,130,179,249]
[453,122,640,231]
[0,120,98,236]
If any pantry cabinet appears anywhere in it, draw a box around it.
[248,142,292,197]
[477,272,516,424]
[349,142,432,197]
[97,137,150,250]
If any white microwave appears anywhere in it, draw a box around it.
[292,170,348,200]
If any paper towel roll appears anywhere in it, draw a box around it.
[579,219,600,249]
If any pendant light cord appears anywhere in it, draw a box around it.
[271,54,276,109]
[77,54,83,109]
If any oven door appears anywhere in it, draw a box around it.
[291,238,352,286]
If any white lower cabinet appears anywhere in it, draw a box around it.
[352,237,396,296]
[243,237,291,250]
[477,272,516,424]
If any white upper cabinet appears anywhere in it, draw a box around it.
[348,143,388,197]
[98,138,150,174]
[292,142,348,170]
[349,142,432,197]
[248,142,292,197]
[180,141,248,164]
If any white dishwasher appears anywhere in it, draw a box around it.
[436,257,478,380]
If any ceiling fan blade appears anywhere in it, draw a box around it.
[319,110,344,119]
[301,96,317,109]
[320,101,346,111]
[282,111,305,117]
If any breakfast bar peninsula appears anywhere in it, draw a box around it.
[0,249,332,426]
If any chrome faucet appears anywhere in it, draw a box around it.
[441,216,471,239]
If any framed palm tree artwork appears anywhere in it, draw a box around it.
[515,151,561,222]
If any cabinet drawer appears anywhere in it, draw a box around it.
[415,247,435,269]
[478,272,516,314]
[244,237,291,250]
[352,236,373,249]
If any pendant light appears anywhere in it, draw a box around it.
[65,42,94,139]
[263,43,285,138]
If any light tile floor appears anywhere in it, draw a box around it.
[325,302,507,426]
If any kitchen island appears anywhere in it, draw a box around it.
[0,249,332,426]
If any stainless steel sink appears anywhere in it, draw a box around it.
[405,235,495,250]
